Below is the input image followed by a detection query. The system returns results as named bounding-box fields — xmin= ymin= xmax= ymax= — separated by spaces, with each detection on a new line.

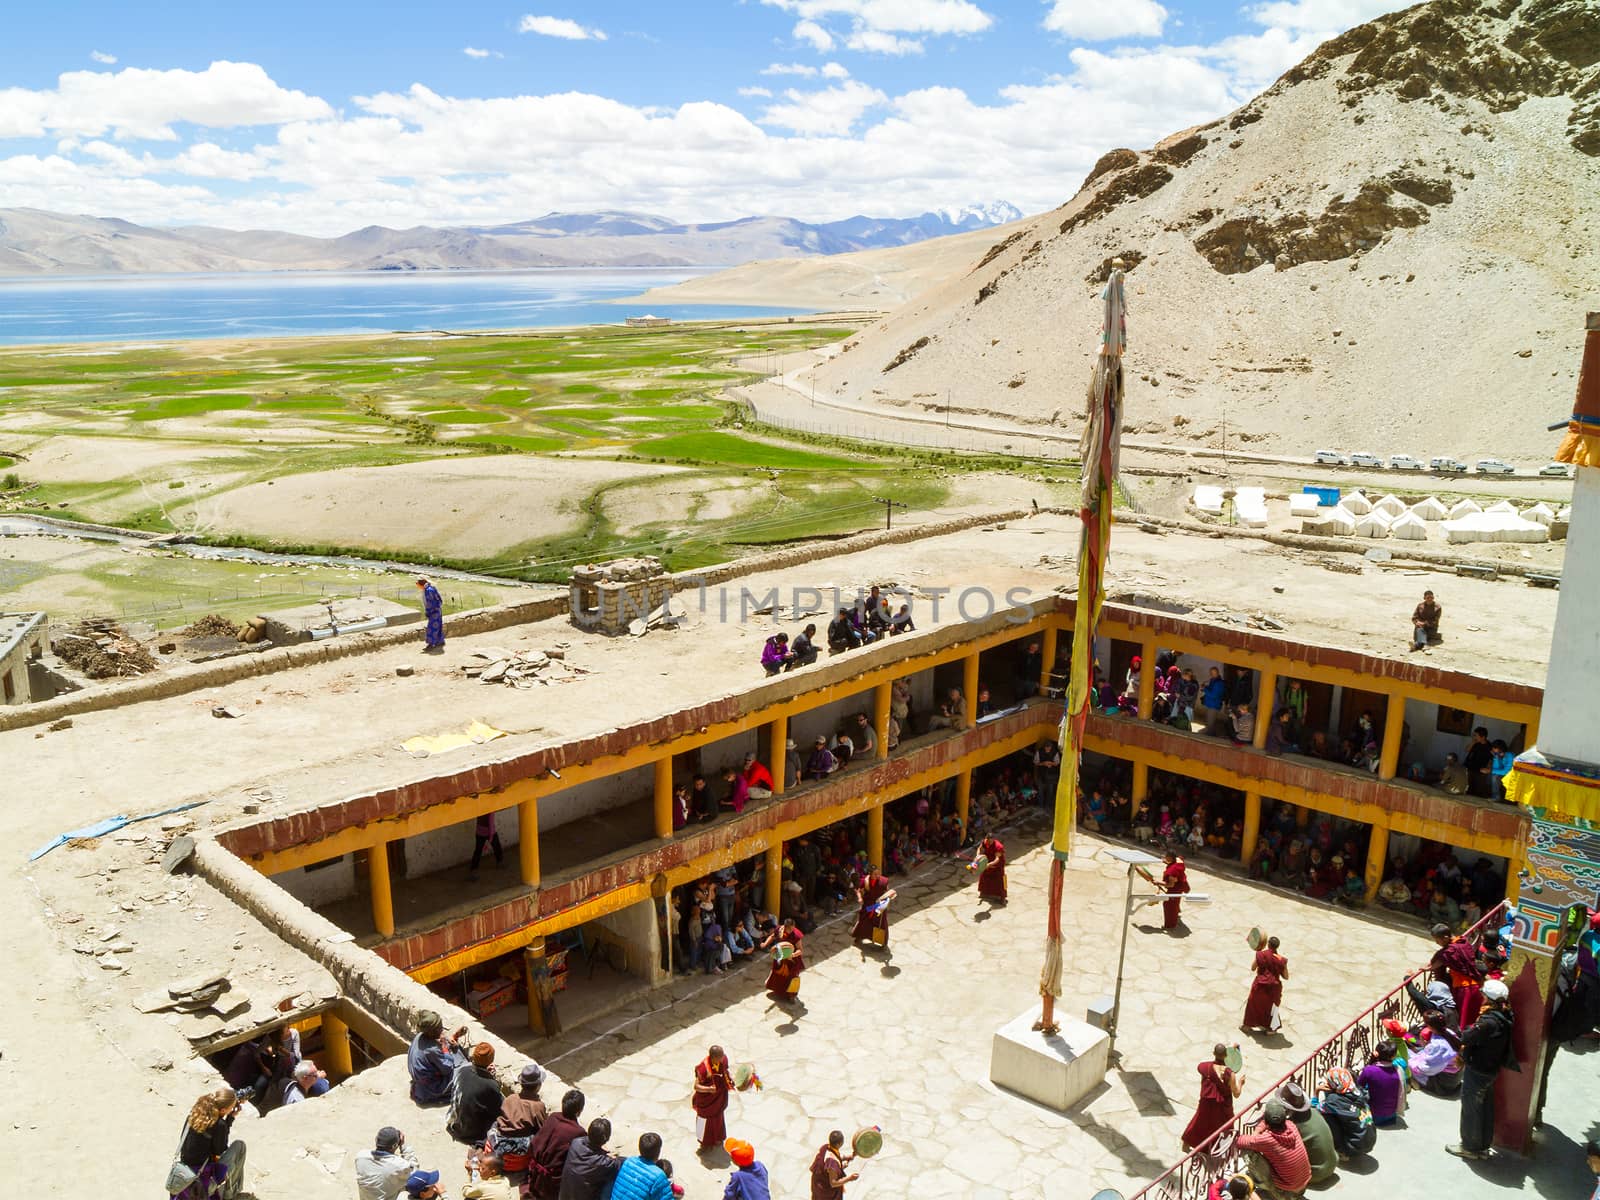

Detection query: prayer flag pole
xmin=1034 ymin=264 xmax=1127 ymax=1036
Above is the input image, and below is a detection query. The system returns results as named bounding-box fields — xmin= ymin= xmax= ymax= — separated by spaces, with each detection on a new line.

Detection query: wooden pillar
xmin=873 ymin=681 xmax=892 ymax=760
xmin=518 ymin=798 xmax=540 ymax=887
xmin=368 ymin=841 xmax=394 ymax=938
xmin=321 ymin=1012 xmax=354 ymax=1078
xmin=1131 ymin=760 xmax=1149 ymax=805
xmin=1039 ymin=625 xmax=1059 ymax=694
xmin=765 ymin=841 xmax=783 ymax=916
xmin=524 ymin=939 xmax=560 ymax=1036
xmin=1364 ymin=823 xmax=1389 ymax=903
xmin=962 ymin=652 xmax=980 ymax=726
xmin=1137 ymin=639 xmax=1157 ymax=719
xmin=867 ymin=802 xmax=885 ymax=869
xmin=1524 ymin=713 xmax=1540 ymax=752
xmin=1253 ymin=669 xmax=1277 ymax=749
xmin=1295 ymin=805 xmax=1310 ymax=829
xmin=1378 ymin=693 xmax=1407 ymax=780
xmin=769 ymin=714 xmax=788 ymax=795
xmin=1241 ymin=792 xmax=1261 ymax=865
xmin=653 ymin=756 xmax=674 ymax=839
xmin=955 ymin=769 xmax=973 ymax=839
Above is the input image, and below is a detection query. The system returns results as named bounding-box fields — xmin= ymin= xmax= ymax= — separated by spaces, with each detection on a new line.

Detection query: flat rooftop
xmin=0 ymin=609 xmax=44 ymax=659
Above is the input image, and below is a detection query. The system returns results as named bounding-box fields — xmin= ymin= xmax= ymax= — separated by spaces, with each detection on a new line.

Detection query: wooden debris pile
xmin=52 ymin=618 xmax=158 ymax=678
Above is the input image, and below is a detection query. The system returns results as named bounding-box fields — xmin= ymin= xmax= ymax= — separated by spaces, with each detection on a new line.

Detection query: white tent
xmin=1486 ymin=499 xmax=1517 ymax=515
xmin=1339 ymin=491 xmax=1373 ymax=515
xmin=1192 ymin=486 xmax=1224 ymax=514
xmin=1391 ymin=511 xmax=1428 ymax=540
xmin=1374 ymin=494 xmax=1407 ymax=518
xmin=1443 ymin=512 xmax=1549 ymax=544
xmin=1289 ymin=493 xmax=1321 ymax=518
xmin=1234 ymin=486 xmax=1268 ymax=528
xmin=1304 ymin=507 xmax=1357 ymax=536
xmin=1522 ymin=502 xmax=1555 ymax=527
xmin=1448 ymin=498 xmax=1482 ymax=519
xmin=1355 ymin=511 xmax=1393 ymax=538
xmin=1409 ymin=496 xmax=1448 ymax=521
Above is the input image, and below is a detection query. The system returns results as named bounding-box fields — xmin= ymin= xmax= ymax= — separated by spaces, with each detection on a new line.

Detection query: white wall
xmin=538 ymin=765 xmax=649 ymax=832
xmin=592 ymin=897 xmax=663 ymax=983
xmin=273 ymin=855 xmax=356 ymax=907
xmin=788 ymin=687 xmax=875 ymax=750
xmin=1398 ymin=700 xmax=1526 ymax=772
xmin=1541 ymin=467 xmax=1598 ymax=764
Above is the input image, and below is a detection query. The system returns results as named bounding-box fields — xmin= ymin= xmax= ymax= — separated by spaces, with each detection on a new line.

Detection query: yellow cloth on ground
xmin=401 ymin=720 xmax=508 ymax=758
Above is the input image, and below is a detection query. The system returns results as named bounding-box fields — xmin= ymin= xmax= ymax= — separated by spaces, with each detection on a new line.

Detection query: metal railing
xmin=1132 ymin=899 xmax=1509 ymax=1200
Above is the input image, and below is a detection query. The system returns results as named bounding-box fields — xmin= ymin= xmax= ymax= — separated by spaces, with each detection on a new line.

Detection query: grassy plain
xmin=0 ymin=320 xmax=1074 ymax=598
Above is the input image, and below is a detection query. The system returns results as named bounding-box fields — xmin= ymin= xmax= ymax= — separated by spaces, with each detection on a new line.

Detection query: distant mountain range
xmin=0 ymin=203 xmax=1023 ymax=277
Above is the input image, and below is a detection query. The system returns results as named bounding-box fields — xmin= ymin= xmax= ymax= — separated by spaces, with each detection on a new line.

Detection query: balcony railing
xmin=1131 ymin=900 xmax=1509 ymax=1200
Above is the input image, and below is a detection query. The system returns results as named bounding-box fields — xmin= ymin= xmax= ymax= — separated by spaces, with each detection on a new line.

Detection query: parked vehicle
xmin=1314 ymin=449 xmax=1346 ymax=466
xmin=1429 ymin=456 xmax=1468 ymax=473
xmin=1349 ymin=452 xmax=1384 ymax=468
xmin=1475 ymin=458 xmax=1516 ymax=475
xmin=1389 ymin=454 xmax=1425 ymax=471
xmin=1539 ymin=462 xmax=1575 ymax=478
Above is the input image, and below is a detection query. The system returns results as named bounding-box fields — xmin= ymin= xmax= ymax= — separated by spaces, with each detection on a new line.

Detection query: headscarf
xmin=471 ymin=1042 xmax=495 ymax=1068
xmin=1425 ymin=981 xmax=1457 ymax=1012
xmin=1321 ymin=1067 xmax=1357 ymax=1095
xmin=186 ymin=1086 xmax=237 ymax=1134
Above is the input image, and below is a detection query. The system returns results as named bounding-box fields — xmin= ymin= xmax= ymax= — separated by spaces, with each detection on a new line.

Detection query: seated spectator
xmin=1439 ymin=753 xmax=1469 ymax=795
xmin=741 ymin=753 xmax=774 ymax=800
xmin=975 ymin=686 xmax=994 ymax=718
xmin=560 ymin=1117 xmax=622 ymax=1200
xmin=726 ymin=918 xmax=756 ymax=960
xmin=1315 ymin=1068 xmax=1376 ymax=1161
xmin=1357 ymin=1040 xmax=1406 ymax=1126
xmin=1207 ymin=1177 xmax=1254 ymax=1200
xmin=889 ymin=604 xmax=915 ymax=634
xmin=491 ymin=1063 xmax=549 ymax=1163
xmin=862 ymin=586 xmax=891 ymax=633
xmin=723 ymin=1139 xmax=771 ymax=1200
xmin=1277 ymin=1082 xmax=1336 ymax=1185
xmin=612 ymin=1132 xmax=675 ymax=1200
xmin=827 ymin=608 xmax=863 ymax=653
xmin=280 ymin=1060 xmax=325 ymax=1105
xmin=1410 ymin=588 xmax=1441 ymax=651
xmin=1264 ymin=709 xmax=1294 ymax=756
xmin=671 ymin=784 xmax=691 ymax=831
xmin=690 ymin=774 xmax=717 ymax=823
xmin=927 ymin=687 xmax=967 ymax=731
xmin=786 ymin=625 xmax=818 ymax=669
xmin=408 ymin=1011 xmax=467 ymax=1108
xmin=176 ymin=1086 xmax=248 ymax=1200
xmin=463 ymin=1151 xmax=515 ymax=1200
xmin=805 ymin=737 xmax=837 ymax=780
xmin=720 ymin=765 xmax=749 ymax=816
xmin=783 ymin=739 xmax=801 ymax=790
xmin=853 ymin=712 xmax=878 ymax=758
xmin=759 ymin=634 xmax=790 ymax=676
xmin=405 ymin=1170 xmax=445 ymax=1199
xmin=447 ymin=1043 xmax=504 ymax=1145
xmin=1231 ymin=702 xmax=1255 ymax=746
xmin=1235 ymin=1099 xmax=1310 ymax=1199
xmin=1428 ymin=886 xmax=1462 ymax=932
xmin=526 ymin=1089 xmax=586 ymax=1200
xmin=357 ymin=1127 xmax=419 ymax=1200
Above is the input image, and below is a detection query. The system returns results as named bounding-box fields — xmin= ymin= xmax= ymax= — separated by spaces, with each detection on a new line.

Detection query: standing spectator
xmin=783 ymin=739 xmax=802 ymax=790
xmin=1235 ymin=1099 xmax=1311 ymax=1199
xmin=1448 ymin=978 xmax=1515 ymax=1159
xmin=470 ymin=812 xmax=503 ymax=878
xmin=1034 ymin=739 xmax=1061 ymax=803
xmin=1411 ymin=589 xmax=1442 ymax=651
xmin=447 ymin=1043 xmax=504 ymax=1145
xmin=1017 ymin=641 xmax=1042 ymax=698
xmin=526 ymin=1090 xmax=586 ymax=1200
xmin=612 ymin=1133 xmax=674 ymax=1200
xmin=1464 ymin=727 xmax=1494 ymax=799
xmin=417 ymin=578 xmax=445 ymax=652
xmin=357 ymin=1127 xmax=419 ymax=1200
xmin=1198 ymin=668 xmax=1228 ymax=729
xmin=1490 ymin=740 xmax=1513 ymax=801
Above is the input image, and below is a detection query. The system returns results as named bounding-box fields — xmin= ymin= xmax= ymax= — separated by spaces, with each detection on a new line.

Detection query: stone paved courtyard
xmin=516 ymin=817 xmax=1438 ymax=1200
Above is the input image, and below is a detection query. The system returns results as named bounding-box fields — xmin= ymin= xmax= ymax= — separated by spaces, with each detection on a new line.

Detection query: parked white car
xmin=1475 ymin=458 xmax=1516 ymax=475
xmin=1313 ymin=449 xmax=1346 ymax=466
xmin=1348 ymin=452 xmax=1384 ymax=468
xmin=1539 ymin=462 xmax=1575 ymax=478
xmin=1389 ymin=454 xmax=1425 ymax=471
xmin=1429 ymin=456 xmax=1468 ymax=473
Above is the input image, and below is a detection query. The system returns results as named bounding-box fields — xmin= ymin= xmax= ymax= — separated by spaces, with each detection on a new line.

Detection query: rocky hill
xmin=804 ymin=0 xmax=1600 ymax=463
xmin=0 ymin=204 xmax=1020 ymax=278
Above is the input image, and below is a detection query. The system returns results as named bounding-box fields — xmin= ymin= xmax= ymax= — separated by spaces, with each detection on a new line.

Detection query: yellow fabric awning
xmin=1507 ymin=758 xmax=1600 ymax=824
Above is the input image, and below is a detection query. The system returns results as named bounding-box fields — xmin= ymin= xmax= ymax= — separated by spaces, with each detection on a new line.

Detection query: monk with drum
xmin=760 ymin=917 xmax=805 ymax=1001
xmin=691 ymin=1045 xmax=734 ymax=1151
xmin=969 ymin=835 xmax=1007 ymax=903
xmin=850 ymin=866 xmax=896 ymax=948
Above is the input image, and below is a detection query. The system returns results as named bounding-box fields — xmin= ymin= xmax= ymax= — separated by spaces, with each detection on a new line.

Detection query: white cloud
xmin=1250 ymin=0 xmax=1405 ymax=35
xmin=846 ymin=30 xmax=924 ymax=54
xmin=794 ymin=19 xmax=836 ymax=50
xmin=762 ymin=0 xmax=993 ymax=35
xmin=517 ymin=15 xmax=607 ymax=41
xmin=463 ymin=46 xmax=502 ymax=59
xmin=90 ymin=50 xmax=117 ymax=65
xmin=1043 ymin=0 xmax=1168 ymax=40
xmin=0 ymin=62 xmax=331 ymax=141
xmin=761 ymin=80 xmax=890 ymax=135
xmin=762 ymin=62 xmax=820 ymax=77
xmin=738 ymin=86 xmax=774 ymax=97
xmin=821 ymin=62 xmax=851 ymax=78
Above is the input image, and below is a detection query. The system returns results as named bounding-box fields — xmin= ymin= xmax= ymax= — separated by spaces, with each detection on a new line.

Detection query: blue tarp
xmin=28 ymin=800 xmax=208 ymax=861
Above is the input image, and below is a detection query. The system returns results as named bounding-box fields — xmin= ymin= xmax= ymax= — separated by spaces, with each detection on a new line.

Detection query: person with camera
xmin=168 ymin=1086 xmax=247 ymax=1199
xmin=357 ymin=1126 xmax=421 ymax=1200
xmin=409 ymin=1010 xmax=469 ymax=1107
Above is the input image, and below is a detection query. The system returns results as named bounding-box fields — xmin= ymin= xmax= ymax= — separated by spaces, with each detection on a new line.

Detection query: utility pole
xmin=871 ymin=495 xmax=909 ymax=530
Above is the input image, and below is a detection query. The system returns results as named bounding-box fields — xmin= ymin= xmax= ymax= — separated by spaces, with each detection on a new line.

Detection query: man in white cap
xmin=783 ymin=739 xmax=801 ymax=790
xmin=1448 ymin=977 xmax=1514 ymax=1159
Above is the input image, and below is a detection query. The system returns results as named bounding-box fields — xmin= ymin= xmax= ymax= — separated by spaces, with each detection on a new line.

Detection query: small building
xmin=625 ymin=314 xmax=673 ymax=328
xmin=0 ymin=611 xmax=47 ymax=705
xmin=570 ymin=557 xmax=672 ymax=635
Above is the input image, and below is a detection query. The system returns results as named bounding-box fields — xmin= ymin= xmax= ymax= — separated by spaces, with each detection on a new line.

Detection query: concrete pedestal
xmin=989 ymin=1010 xmax=1111 ymax=1111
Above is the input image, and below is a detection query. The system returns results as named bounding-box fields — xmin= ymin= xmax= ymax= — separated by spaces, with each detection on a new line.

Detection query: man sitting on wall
xmin=1439 ymin=753 xmax=1469 ymax=795
xmin=787 ymin=624 xmax=818 ymax=669
xmin=407 ymin=1012 xmax=468 ymax=1108
xmin=741 ymin=752 xmax=775 ymax=800
xmin=1411 ymin=590 xmax=1442 ymax=652
xmin=805 ymin=737 xmax=837 ymax=780
xmin=828 ymin=609 xmax=863 ymax=653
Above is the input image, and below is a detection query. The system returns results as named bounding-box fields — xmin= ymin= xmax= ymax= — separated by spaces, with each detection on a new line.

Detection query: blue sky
xmin=0 ymin=0 xmax=1405 ymax=234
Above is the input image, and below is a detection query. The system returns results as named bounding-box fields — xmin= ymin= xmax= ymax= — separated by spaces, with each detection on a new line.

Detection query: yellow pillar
xmin=873 ymin=681 xmax=892 ymax=760
xmin=765 ymin=841 xmax=783 ymax=916
xmin=955 ymin=770 xmax=972 ymax=839
xmin=1364 ymin=823 xmax=1389 ymax=903
xmin=1131 ymin=760 xmax=1149 ymax=805
xmin=321 ymin=1012 xmax=354 ymax=1078
xmin=1137 ymin=639 xmax=1157 ymax=719
xmin=653 ymin=756 xmax=674 ymax=839
xmin=1241 ymin=792 xmax=1261 ymax=864
xmin=1296 ymin=805 xmax=1310 ymax=829
xmin=1253 ymin=669 xmax=1277 ymax=749
xmin=518 ymin=798 xmax=540 ymax=887
xmin=524 ymin=938 xmax=560 ymax=1036
xmin=1378 ymin=692 xmax=1407 ymax=780
xmin=769 ymin=714 xmax=788 ymax=795
xmin=1525 ymin=713 xmax=1539 ymax=752
xmin=867 ymin=802 xmax=884 ymax=869
xmin=368 ymin=841 xmax=394 ymax=938
xmin=1039 ymin=626 xmax=1059 ymax=695
xmin=962 ymin=652 xmax=980 ymax=726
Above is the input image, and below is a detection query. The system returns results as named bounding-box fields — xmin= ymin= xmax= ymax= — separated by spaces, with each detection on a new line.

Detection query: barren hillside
xmin=804 ymin=0 xmax=1600 ymax=463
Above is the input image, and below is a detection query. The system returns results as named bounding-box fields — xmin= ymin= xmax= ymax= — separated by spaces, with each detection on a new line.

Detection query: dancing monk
xmin=850 ymin=867 xmax=896 ymax=947
xmin=1242 ymin=935 xmax=1288 ymax=1034
xmin=691 ymin=1046 xmax=733 ymax=1151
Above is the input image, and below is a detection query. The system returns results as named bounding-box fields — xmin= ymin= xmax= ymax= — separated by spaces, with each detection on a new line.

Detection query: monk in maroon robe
xmin=761 ymin=920 xmax=805 ymax=1000
xmin=851 ymin=870 xmax=895 ymax=946
xmin=692 ymin=1045 xmax=733 ymax=1149
xmin=1430 ymin=925 xmax=1484 ymax=1024
xmin=1241 ymin=935 xmax=1288 ymax=1032
xmin=1161 ymin=851 xmax=1190 ymax=930
xmin=1180 ymin=1043 xmax=1243 ymax=1151
xmin=975 ymin=836 xmax=1007 ymax=902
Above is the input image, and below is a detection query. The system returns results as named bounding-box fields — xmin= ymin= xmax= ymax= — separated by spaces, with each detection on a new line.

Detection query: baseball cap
xmin=404 ymin=1169 xmax=440 ymax=1195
